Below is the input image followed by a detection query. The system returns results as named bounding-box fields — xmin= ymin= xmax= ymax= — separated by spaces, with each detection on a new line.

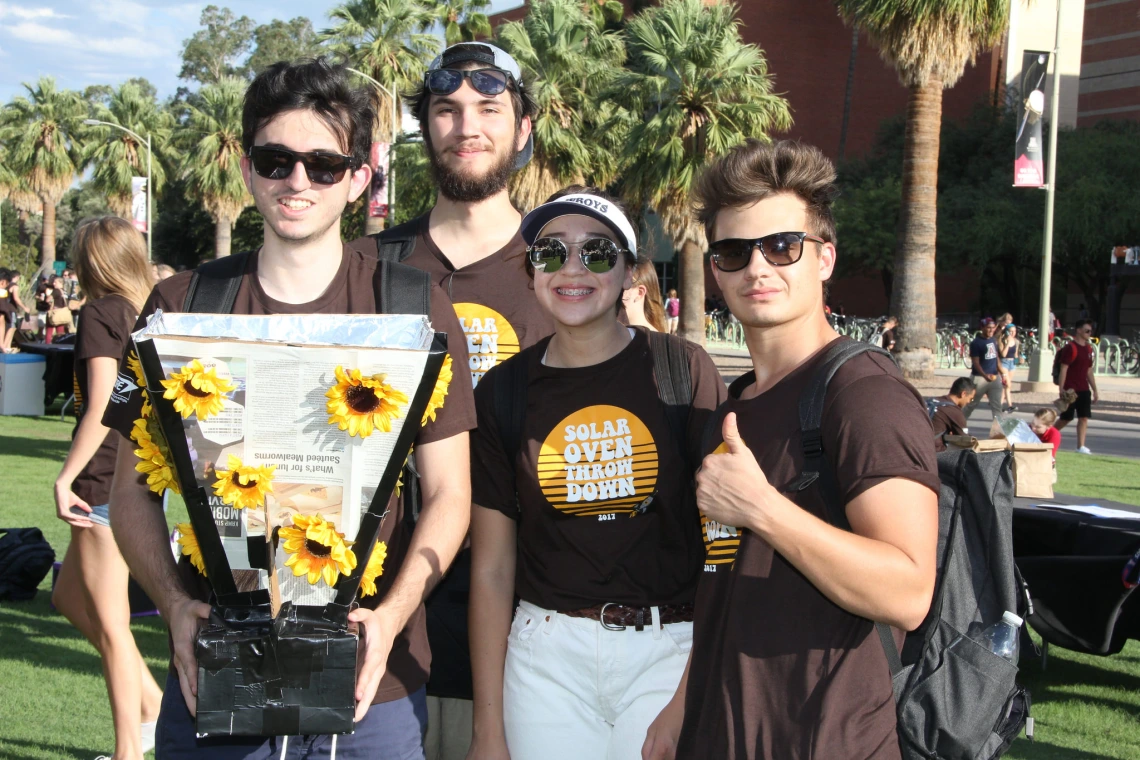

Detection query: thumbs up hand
xmin=695 ymin=412 xmax=774 ymax=534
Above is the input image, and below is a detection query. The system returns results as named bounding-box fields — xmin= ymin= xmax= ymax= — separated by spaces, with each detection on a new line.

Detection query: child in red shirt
xmin=1031 ymin=408 xmax=1061 ymax=457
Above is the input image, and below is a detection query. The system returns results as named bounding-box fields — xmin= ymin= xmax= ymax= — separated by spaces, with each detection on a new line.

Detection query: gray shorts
xmin=70 ymin=503 xmax=110 ymax=527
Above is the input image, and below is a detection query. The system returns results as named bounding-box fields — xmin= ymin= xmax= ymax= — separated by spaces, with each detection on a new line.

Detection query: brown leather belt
xmin=562 ymin=602 xmax=694 ymax=631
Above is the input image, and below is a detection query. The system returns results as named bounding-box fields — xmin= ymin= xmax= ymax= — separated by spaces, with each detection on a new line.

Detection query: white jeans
xmin=503 ymin=600 xmax=692 ymax=760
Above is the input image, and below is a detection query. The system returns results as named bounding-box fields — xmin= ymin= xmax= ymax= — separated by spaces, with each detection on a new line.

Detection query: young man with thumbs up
xmin=642 ymin=140 xmax=940 ymax=760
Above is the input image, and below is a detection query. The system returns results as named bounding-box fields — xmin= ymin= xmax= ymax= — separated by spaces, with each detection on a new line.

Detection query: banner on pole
xmin=1014 ymin=51 xmax=1050 ymax=188
xmin=131 ymin=177 xmax=148 ymax=232
xmin=369 ymin=142 xmax=390 ymax=219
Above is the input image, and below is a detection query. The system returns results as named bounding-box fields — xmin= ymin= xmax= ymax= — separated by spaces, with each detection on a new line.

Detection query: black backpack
xmin=0 ymin=528 xmax=56 ymax=601
xmin=369 ymin=216 xmax=424 ymax=264
xmin=746 ymin=340 xmax=1030 ymax=760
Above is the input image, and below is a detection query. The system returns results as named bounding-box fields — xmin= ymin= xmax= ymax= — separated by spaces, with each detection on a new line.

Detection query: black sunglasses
xmin=708 ymin=231 xmax=826 ymax=272
xmin=426 ymin=68 xmax=512 ymax=97
xmin=248 ymin=146 xmax=361 ymax=185
xmin=527 ymin=237 xmax=626 ymax=274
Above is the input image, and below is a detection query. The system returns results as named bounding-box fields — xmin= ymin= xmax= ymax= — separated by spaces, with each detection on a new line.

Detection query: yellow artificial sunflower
xmin=175 ymin=522 xmax=206 ymax=575
xmin=280 ymin=514 xmax=357 ymax=586
xmin=130 ymin=416 xmax=181 ymax=495
xmin=359 ymin=540 xmax=388 ymax=597
xmin=127 ymin=351 xmax=153 ymax=416
xmin=212 ymin=454 xmax=276 ymax=510
xmin=421 ymin=354 xmax=453 ymax=425
xmin=161 ymin=359 xmax=235 ymax=421
xmin=325 ymin=366 xmax=409 ymax=438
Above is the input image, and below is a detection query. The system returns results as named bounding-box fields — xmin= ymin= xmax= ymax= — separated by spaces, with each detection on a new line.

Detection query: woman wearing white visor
xmin=467 ymin=187 xmax=725 ymax=759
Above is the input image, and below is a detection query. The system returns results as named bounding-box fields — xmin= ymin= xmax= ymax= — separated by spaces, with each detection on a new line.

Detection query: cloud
xmin=0 ymin=3 xmax=69 ymax=20
xmin=3 ymin=21 xmax=164 ymax=58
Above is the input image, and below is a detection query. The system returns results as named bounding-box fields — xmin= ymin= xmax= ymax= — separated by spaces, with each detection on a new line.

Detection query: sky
xmin=0 ymin=0 xmax=526 ymax=104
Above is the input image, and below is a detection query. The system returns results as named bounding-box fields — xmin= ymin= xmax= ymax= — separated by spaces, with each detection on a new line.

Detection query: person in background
xmin=880 ymin=315 xmax=898 ymax=352
xmin=1055 ymin=318 xmax=1098 ymax=454
xmin=930 ymin=377 xmax=975 ymax=452
xmin=155 ymin=264 xmax=176 ymax=281
xmin=52 ymin=217 xmax=164 ymax=760
xmin=7 ymin=270 xmax=31 ymax=342
xmin=664 ymin=288 xmax=680 ymax=334
xmin=36 ymin=274 xmax=69 ymax=343
xmin=0 ymin=269 xmax=16 ymax=352
xmin=1031 ymin=407 xmax=1061 ymax=459
xmin=622 ymin=258 xmax=667 ymax=332
xmin=997 ymin=323 xmax=1019 ymax=412
xmin=964 ymin=317 xmax=1002 ymax=421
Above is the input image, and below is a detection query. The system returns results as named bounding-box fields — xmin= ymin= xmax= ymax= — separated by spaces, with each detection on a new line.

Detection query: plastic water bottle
xmin=971 ymin=611 xmax=1024 ymax=665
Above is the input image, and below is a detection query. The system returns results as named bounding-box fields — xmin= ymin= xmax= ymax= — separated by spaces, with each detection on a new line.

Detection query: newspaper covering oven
xmin=129 ymin=312 xmax=450 ymax=736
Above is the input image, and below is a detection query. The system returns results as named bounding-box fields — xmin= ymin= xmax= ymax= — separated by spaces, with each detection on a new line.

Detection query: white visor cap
xmin=520 ymin=194 xmax=638 ymax=259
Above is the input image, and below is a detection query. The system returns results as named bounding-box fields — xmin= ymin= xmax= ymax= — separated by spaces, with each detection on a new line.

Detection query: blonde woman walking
xmin=52 ymin=217 xmax=163 ymax=760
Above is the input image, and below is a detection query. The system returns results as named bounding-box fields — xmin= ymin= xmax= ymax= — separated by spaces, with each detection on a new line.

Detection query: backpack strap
xmin=375 ymin=259 xmax=431 ymax=316
xmin=789 ymin=338 xmax=904 ymax=677
xmin=372 ymin=217 xmax=424 ymax=263
xmin=182 ymin=252 xmax=251 ymax=313
xmin=647 ymin=331 xmax=694 ymax=472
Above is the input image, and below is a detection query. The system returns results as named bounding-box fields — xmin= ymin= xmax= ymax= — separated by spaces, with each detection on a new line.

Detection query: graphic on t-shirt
xmin=536 ymin=405 xmax=658 ymax=518
xmin=701 ymin=442 xmax=741 ymax=570
xmin=453 ymin=303 xmax=520 ymax=387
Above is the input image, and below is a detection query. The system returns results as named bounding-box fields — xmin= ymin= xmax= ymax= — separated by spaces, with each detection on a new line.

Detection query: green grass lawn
xmin=1 ymin=413 xmax=1138 ymax=758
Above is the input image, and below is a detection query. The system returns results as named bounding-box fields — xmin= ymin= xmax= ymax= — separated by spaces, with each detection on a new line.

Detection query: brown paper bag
xmin=1011 ymin=443 xmax=1054 ymax=498
xmin=944 ymin=435 xmax=1010 ymax=453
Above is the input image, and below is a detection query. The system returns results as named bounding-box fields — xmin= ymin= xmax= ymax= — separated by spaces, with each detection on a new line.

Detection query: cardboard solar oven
xmin=131 ymin=312 xmax=447 ymax=736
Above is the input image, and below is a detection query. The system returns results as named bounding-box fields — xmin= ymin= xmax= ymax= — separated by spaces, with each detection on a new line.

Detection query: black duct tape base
xmin=195 ymin=605 xmax=357 ymax=736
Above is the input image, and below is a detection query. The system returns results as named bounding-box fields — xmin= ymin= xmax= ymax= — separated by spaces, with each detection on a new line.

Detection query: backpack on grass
xmin=0 ymin=528 xmax=55 ymax=602
xmin=790 ymin=340 xmax=1031 ymax=760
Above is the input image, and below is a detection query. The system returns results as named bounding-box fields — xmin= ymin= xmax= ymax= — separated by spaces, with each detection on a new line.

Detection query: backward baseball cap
xmin=427 ymin=42 xmax=533 ymax=171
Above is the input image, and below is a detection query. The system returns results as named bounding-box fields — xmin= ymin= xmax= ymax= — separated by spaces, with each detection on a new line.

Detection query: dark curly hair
xmin=242 ymin=56 xmax=374 ymax=167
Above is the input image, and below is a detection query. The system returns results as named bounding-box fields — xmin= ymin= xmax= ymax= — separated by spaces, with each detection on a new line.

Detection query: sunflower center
xmin=230 ymin=472 xmax=258 ymax=490
xmin=345 ymin=384 xmax=380 ymax=414
xmin=182 ymin=379 xmax=211 ymax=398
xmin=305 ymin=539 xmax=333 ymax=558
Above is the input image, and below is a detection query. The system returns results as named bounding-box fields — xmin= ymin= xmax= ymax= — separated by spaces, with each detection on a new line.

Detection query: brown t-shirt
xmin=72 ymin=294 xmax=138 ymax=506
xmin=471 ymin=329 xmax=726 ymax=610
xmin=930 ymin=396 xmax=968 ymax=452
xmin=101 ymin=245 xmax=477 ymax=704
xmin=677 ymin=338 xmax=941 ymax=760
xmin=349 ymin=213 xmax=555 ymax=387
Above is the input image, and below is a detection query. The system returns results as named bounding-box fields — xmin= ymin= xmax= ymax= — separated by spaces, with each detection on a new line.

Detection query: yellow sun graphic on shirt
xmin=326 ymin=366 xmax=408 ymax=438
xmin=359 ymin=540 xmax=388 ymax=598
xmin=212 ymin=454 xmax=276 ymax=510
xmin=161 ymin=359 xmax=235 ymax=421
xmin=280 ymin=514 xmax=357 ymax=586
xmin=130 ymin=416 xmax=180 ymax=495
xmin=175 ymin=522 xmax=206 ymax=575
xmin=421 ymin=354 xmax=453 ymax=426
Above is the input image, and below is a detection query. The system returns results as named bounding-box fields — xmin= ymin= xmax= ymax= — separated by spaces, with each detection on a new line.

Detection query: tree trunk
xmin=364 ymin=213 xmax=384 ymax=236
xmin=679 ymin=238 xmax=705 ymax=345
xmin=215 ymin=217 xmax=233 ymax=258
xmin=890 ymin=81 xmax=942 ymax=379
xmin=838 ymin=25 xmax=859 ymax=161
xmin=40 ymin=200 xmax=56 ymax=269
xmin=17 ymin=210 xmax=30 ymax=246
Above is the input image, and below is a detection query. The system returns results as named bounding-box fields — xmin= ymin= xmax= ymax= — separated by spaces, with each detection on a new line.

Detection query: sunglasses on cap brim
xmin=527 ymin=237 xmax=627 ymax=274
xmin=248 ymin=146 xmax=361 ymax=185
xmin=425 ymin=68 xmax=513 ymax=97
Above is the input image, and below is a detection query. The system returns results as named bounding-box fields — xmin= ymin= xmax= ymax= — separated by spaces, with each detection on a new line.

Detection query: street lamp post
xmin=347 ymin=68 xmax=398 ymax=229
xmin=1024 ymin=0 xmax=1064 ymax=391
xmin=84 ymin=119 xmax=153 ymax=262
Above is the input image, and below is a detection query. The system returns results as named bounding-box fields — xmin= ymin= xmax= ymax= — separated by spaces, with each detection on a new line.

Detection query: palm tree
xmin=611 ymin=0 xmax=792 ymax=344
xmin=836 ymin=0 xmax=1008 ymax=378
xmin=434 ymin=0 xmax=493 ymax=45
xmin=323 ymin=0 xmax=439 ymax=233
xmin=178 ymin=78 xmax=251 ymax=259
xmin=495 ymin=0 xmax=628 ymax=212
xmin=2 ymin=77 xmax=87 ymax=268
xmin=583 ymin=0 xmax=624 ymax=29
xmin=84 ymin=82 xmax=175 ymax=218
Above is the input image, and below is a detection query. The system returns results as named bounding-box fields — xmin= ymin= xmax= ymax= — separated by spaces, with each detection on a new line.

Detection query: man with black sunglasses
xmin=348 ymin=42 xmax=553 ymax=760
xmin=642 ymin=140 xmax=940 ymax=760
xmin=102 ymin=58 xmax=478 ymax=760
